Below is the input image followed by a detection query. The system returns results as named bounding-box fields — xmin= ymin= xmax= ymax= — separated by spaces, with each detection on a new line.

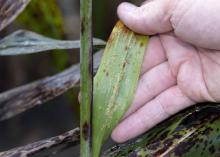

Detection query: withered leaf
xmin=0 ymin=0 xmax=31 ymax=31
xmin=0 ymin=30 xmax=105 ymax=55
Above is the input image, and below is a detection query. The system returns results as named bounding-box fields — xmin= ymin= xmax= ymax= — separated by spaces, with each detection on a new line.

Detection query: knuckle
xmin=156 ymin=98 xmax=172 ymax=117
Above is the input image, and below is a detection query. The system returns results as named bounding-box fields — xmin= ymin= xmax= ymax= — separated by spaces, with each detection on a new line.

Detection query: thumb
xmin=117 ymin=0 xmax=175 ymax=35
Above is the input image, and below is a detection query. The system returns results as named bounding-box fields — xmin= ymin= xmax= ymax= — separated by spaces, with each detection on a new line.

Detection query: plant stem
xmin=80 ymin=0 xmax=93 ymax=156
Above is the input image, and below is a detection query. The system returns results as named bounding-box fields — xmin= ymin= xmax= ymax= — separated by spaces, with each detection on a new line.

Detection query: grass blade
xmin=0 ymin=128 xmax=80 ymax=157
xmin=0 ymin=50 xmax=103 ymax=121
xmin=92 ymin=21 xmax=148 ymax=157
xmin=0 ymin=0 xmax=31 ymax=31
xmin=0 ymin=30 xmax=105 ymax=56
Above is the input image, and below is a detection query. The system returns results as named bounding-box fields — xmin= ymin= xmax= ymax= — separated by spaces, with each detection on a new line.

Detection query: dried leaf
xmin=92 ymin=21 xmax=148 ymax=157
xmin=0 ymin=128 xmax=80 ymax=157
xmin=0 ymin=30 xmax=106 ymax=55
xmin=0 ymin=0 xmax=31 ymax=31
xmin=0 ymin=50 xmax=103 ymax=121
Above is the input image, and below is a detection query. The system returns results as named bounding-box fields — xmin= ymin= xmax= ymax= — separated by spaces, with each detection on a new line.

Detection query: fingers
xmin=160 ymin=33 xmax=215 ymax=102
xmin=117 ymin=0 xmax=174 ymax=35
xmin=160 ymin=33 xmax=198 ymax=76
xmin=141 ymin=36 xmax=167 ymax=75
xmin=112 ymin=86 xmax=194 ymax=143
xmin=124 ymin=62 xmax=176 ymax=118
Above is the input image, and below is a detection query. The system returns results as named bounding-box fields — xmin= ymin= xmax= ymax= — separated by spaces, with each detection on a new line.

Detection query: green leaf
xmin=103 ymin=104 xmax=220 ymax=157
xmin=92 ymin=21 xmax=149 ymax=157
xmin=0 ymin=0 xmax=31 ymax=31
xmin=0 ymin=30 xmax=106 ymax=56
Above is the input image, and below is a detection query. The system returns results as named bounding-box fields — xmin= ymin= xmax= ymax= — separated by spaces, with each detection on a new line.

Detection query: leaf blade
xmin=92 ymin=21 xmax=148 ymax=157
xmin=0 ymin=30 xmax=105 ymax=55
xmin=103 ymin=104 xmax=220 ymax=157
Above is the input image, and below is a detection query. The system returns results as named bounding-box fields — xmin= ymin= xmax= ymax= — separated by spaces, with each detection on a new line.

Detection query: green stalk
xmin=80 ymin=0 xmax=93 ymax=156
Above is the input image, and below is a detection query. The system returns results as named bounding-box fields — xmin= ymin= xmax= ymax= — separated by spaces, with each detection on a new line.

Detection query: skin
xmin=111 ymin=0 xmax=220 ymax=143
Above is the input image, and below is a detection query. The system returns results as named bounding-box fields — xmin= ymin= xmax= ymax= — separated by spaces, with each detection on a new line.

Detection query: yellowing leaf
xmin=92 ymin=21 xmax=149 ymax=157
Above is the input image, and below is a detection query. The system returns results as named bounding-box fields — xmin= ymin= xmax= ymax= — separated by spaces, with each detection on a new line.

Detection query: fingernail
xmin=120 ymin=2 xmax=137 ymax=13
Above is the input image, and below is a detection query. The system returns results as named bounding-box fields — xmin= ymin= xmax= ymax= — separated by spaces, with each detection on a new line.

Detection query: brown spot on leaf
xmin=122 ymin=62 xmax=126 ymax=68
xmin=125 ymin=46 xmax=129 ymax=51
xmin=147 ymin=141 xmax=160 ymax=150
xmin=107 ymin=33 xmax=113 ymax=45
xmin=208 ymin=145 xmax=216 ymax=154
xmin=81 ymin=17 xmax=85 ymax=35
xmin=83 ymin=122 xmax=90 ymax=141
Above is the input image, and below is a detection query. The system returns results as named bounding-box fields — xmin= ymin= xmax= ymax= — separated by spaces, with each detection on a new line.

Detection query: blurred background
xmin=0 ymin=0 xmax=142 ymax=156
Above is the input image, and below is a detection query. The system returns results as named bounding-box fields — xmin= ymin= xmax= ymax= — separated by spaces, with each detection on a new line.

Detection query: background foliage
xmin=0 ymin=0 xmax=133 ymax=156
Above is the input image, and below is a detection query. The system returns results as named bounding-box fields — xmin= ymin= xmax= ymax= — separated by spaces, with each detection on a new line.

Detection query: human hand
xmin=111 ymin=0 xmax=220 ymax=143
